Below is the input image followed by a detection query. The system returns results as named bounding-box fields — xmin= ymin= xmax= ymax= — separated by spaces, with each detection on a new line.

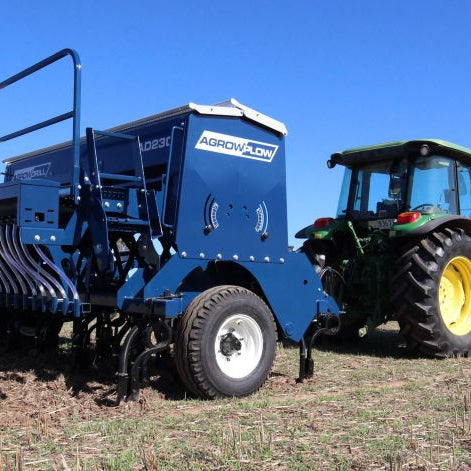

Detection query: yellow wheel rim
xmin=438 ymin=256 xmax=471 ymax=336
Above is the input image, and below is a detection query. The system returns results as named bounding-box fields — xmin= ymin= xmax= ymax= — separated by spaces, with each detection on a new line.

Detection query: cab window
xmin=458 ymin=162 xmax=471 ymax=218
xmin=409 ymin=156 xmax=457 ymax=214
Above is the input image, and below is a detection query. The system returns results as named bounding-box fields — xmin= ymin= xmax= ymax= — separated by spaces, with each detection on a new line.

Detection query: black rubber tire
xmin=175 ymin=285 xmax=277 ymax=398
xmin=391 ymin=228 xmax=471 ymax=357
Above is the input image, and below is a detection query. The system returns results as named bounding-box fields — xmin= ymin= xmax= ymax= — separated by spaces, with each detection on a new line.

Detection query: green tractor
xmin=298 ymin=139 xmax=471 ymax=356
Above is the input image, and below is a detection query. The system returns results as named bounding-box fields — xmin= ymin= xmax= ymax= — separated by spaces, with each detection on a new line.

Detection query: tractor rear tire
xmin=175 ymin=285 xmax=277 ymax=398
xmin=391 ymin=228 xmax=471 ymax=356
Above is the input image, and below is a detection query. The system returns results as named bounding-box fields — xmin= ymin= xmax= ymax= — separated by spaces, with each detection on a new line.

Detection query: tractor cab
xmin=297 ymin=139 xmax=471 ymax=356
xmin=297 ymin=139 xmax=471 ymax=240
xmin=332 ymin=140 xmax=471 ymax=227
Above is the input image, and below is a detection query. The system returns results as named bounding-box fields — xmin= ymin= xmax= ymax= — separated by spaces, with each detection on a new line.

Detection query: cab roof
xmin=330 ymin=139 xmax=471 ymax=167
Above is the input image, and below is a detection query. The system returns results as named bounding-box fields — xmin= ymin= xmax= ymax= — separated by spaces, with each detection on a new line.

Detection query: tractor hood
xmin=329 ymin=139 xmax=471 ymax=167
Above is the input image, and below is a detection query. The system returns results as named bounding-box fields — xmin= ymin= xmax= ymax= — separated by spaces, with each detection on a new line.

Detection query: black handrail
xmin=0 ymin=48 xmax=82 ymax=200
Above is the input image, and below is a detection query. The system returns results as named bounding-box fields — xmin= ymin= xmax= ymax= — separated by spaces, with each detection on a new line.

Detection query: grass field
xmin=0 ymin=322 xmax=470 ymax=470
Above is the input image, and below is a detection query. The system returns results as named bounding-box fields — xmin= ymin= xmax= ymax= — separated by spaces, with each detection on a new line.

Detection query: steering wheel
xmin=411 ymin=203 xmax=441 ymax=213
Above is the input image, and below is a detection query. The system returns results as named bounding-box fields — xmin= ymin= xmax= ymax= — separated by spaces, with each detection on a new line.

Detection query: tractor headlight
xmin=327 ymin=159 xmax=336 ymax=169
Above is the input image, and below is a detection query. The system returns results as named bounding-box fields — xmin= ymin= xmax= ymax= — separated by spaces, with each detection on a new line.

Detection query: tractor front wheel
xmin=175 ymin=286 xmax=277 ymax=398
xmin=391 ymin=228 xmax=471 ymax=356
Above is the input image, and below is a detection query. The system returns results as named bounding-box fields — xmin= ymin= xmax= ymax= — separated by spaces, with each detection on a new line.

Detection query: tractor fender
xmin=405 ymin=215 xmax=471 ymax=236
xmin=236 ymin=253 xmax=340 ymax=342
xmin=132 ymin=253 xmax=339 ymax=343
xmin=295 ymin=223 xmax=315 ymax=239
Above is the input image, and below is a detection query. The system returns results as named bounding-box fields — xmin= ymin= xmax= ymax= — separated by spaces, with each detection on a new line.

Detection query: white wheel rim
xmin=214 ymin=314 xmax=263 ymax=379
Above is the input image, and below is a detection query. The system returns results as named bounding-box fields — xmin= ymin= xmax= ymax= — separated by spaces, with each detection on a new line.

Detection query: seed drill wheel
xmin=391 ymin=228 xmax=471 ymax=356
xmin=175 ymin=285 xmax=277 ymax=398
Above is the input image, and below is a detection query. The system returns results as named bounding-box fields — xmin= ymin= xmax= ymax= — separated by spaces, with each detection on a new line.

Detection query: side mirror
xmin=388 ymin=175 xmax=402 ymax=198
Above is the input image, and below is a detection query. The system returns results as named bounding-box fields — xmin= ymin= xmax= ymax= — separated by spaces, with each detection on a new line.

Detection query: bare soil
xmin=0 ymin=323 xmax=470 ymax=470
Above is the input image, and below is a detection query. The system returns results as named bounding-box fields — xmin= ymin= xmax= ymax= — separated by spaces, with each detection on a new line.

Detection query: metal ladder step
xmin=86 ymin=128 xmax=150 ymax=229
xmin=107 ymin=217 xmax=150 ymax=226
xmin=100 ymin=173 xmax=142 ymax=183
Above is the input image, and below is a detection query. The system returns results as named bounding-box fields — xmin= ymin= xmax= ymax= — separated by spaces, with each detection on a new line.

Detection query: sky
xmin=1 ymin=1 xmax=471 ymax=247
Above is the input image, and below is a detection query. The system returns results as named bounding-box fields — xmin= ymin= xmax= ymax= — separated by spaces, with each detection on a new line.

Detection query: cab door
xmin=457 ymin=162 xmax=471 ymax=218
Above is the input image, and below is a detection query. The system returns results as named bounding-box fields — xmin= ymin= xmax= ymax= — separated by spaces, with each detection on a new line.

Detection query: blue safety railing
xmin=0 ymin=48 xmax=82 ymax=201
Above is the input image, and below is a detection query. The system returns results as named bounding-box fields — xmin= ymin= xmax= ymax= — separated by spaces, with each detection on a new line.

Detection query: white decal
xmin=255 ymin=201 xmax=269 ymax=233
xmin=140 ymin=135 xmax=171 ymax=152
xmin=13 ymin=163 xmax=51 ymax=180
xmin=195 ymin=130 xmax=278 ymax=163
xmin=210 ymin=202 xmax=219 ymax=229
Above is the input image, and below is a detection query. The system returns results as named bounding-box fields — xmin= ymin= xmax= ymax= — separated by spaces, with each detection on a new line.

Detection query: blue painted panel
xmin=19 ymin=184 xmax=59 ymax=228
xmin=5 ymin=115 xmax=189 ymax=187
xmin=238 ymin=252 xmax=339 ymax=341
xmin=117 ymin=268 xmax=146 ymax=308
xmin=0 ymin=180 xmax=59 ymax=229
xmin=138 ymin=252 xmax=339 ymax=342
xmin=1 ymin=104 xmax=340 ymax=338
xmin=142 ymin=256 xmax=207 ymax=300
xmin=175 ymin=115 xmax=288 ymax=262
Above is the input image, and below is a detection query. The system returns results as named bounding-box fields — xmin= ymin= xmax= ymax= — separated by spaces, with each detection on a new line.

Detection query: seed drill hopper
xmin=0 ymin=49 xmax=340 ymax=401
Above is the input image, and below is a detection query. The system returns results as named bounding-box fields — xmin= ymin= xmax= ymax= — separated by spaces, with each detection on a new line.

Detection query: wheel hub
xmin=439 ymin=256 xmax=471 ymax=336
xmin=214 ymin=314 xmax=263 ymax=379
xmin=219 ymin=331 xmax=242 ymax=357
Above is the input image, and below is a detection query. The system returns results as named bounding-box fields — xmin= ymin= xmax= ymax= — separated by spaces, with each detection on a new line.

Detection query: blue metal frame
xmin=0 ymin=48 xmax=340 ymax=343
xmin=1 ymin=102 xmax=342 ymax=337
xmin=0 ymin=49 xmax=346 ymax=402
xmin=0 ymin=48 xmax=82 ymax=200
xmin=162 ymin=125 xmax=184 ymax=228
